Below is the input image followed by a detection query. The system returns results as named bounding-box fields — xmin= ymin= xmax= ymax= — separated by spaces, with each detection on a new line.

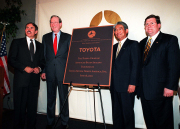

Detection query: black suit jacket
xmin=111 ymin=38 xmax=140 ymax=92
xmin=138 ymin=32 xmax=180 ymax=100
xmin=8 ymin=37 xmax=45 ymax=87
xmin=42 ymin=31 xmax=71 ymax=82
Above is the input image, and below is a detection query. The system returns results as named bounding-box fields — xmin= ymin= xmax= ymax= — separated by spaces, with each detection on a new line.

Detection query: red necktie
xmin=53 ymin=34 xmax=57 ymax=55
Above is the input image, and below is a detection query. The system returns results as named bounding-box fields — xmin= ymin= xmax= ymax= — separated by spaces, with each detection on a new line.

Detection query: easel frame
xmin=53 ymin=82 xmax=107 ymax=129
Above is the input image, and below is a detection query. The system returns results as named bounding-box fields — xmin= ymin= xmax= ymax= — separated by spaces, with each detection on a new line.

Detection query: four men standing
xmin=7 ymin=14 xmax=180 ymax=129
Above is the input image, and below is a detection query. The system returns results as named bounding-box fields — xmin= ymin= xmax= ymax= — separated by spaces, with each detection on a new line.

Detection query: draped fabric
xmin=36 ymin=0 xmax=180 ymax=128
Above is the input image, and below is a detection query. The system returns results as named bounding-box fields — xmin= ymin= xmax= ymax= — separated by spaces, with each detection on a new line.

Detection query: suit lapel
xmin=113 ymin=43 xmax=118 ymax=61
xmin=141 ymin=38 xmax=147 ymax=54
xmin=116 ymin=38 xmax=129 ymax=59
xmin=57 ymin=31 xmax=64 ymax=55
xmin=144 ymin=32 xmax=162 ymax=63
xmin=47 ymin=32 xmax=55 ymax=55
xmin=22 ymin=38 xmax=31 ymax=60
xmin=141 ymin=37 xmax=147 ymax=63
xmin=33 ymin=41 xmax=40 ymax=61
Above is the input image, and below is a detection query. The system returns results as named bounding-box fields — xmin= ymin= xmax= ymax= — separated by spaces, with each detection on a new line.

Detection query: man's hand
xmin=24 ymin=67 xmax=34 ymax=73
xmin=127 ymin=85 xmax=136 ymax=93
xmin=164 ymin=88 xmax=174 ymax=97
xmin=33 ymin=67 xmax=40 ymax=74
xmin=41 ymin=73 xmax=46 ymax=79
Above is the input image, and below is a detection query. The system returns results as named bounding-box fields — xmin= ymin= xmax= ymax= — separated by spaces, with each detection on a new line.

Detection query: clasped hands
xmin=24 ymin=66 xmax=40 ymax=74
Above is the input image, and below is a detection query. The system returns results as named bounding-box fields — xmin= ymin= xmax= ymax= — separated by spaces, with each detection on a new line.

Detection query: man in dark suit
xmin=8 ymin=22 xmax=45 ymax=129
xmin=138 ymin=14 xmax=180 ymax=129
xmin=110 ymin=21 xmax=140 ymax=129
xmin=41 ymin=15 xmax=71 ymax=129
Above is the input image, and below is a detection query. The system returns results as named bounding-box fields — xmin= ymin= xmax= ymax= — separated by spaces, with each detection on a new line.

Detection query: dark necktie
xmin=144 ymin=38 xmax=152 ymax=61
xmin=30 ymin=39 xmax=34 ymax=61
xmin=53 ymin=34 xmax=57 ymax=55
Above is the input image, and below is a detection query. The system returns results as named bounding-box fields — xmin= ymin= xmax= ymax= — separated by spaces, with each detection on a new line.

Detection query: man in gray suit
xmin=41 ymin=15 xmax=71 ymax=129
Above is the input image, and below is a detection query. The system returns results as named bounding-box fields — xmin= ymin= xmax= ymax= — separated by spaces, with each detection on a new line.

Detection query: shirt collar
xmin=53 ymin=31 xmax=61 ymax=37
xmin=26 ymin=36 xmax=35 ymax=43
xmin=148 ymin=31 xmax=160 ymax=43
xmin=119 ymin=37 xmax=127 ymax=46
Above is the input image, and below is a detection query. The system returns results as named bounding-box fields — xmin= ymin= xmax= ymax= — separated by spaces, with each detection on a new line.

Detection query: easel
xmin=53 ymin=82 xmax=107 ymax=129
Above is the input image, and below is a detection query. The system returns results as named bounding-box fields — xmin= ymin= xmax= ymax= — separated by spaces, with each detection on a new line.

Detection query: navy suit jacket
xmin=138 ymin=32 xmax=180 ymax=100
xmin=8 ymin=37 xmax=45 ymax=87
xmin=42 ymin=31 xmax=71 ymax=82
xmin=111 ymin=38 xmax=140 ymax=93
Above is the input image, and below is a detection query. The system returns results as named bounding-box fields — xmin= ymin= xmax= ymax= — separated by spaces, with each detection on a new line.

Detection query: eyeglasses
xmin=50 ymin=22 xmax=59 ymax=24
xmin=145 ymin=22 xmax=157 ymax=26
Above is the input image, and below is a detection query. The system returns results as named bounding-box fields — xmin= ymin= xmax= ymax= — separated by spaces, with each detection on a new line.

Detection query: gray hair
xmin=113 ymin=21 xmax=128 ymax=31
xmin=50 ymin=15 xmax=62 ymax=23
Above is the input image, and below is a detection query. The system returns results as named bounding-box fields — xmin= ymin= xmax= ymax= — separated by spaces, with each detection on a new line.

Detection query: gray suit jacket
xmin=42 ymin=31 xmax=71 ymax=82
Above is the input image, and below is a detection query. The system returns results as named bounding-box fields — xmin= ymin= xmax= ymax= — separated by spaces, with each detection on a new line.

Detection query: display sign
xmin=63 ymin=26 xmax=114 ymax=86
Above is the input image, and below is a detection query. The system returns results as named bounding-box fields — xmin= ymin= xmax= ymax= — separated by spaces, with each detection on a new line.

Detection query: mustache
xmin=27 ymin=30 xmax=31 ymax=33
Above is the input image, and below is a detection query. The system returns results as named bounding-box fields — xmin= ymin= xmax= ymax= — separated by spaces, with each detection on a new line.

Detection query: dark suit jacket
xmin=42 ymin=31 xmax=71 ymax=81
xmin=138 ymin=32 xmax=180 ymax=100
xmin=8 ymin=37 xmax=45 ymax=87
xmin=111 ymin=38 xmax=140 ymax=92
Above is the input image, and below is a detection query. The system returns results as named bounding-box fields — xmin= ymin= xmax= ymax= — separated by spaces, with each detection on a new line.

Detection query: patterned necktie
xmin=30 ymin=39 xmax=34 ymax=61
xmin=144 ymin=38 xmax=152 ymax=61
xmin=116 ymin=41 xmax=121 ymax=58
xmin=53 ymin=34 xmax=57 ymax=55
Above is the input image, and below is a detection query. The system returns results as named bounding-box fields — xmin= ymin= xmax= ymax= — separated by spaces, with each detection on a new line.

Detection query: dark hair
xmin=144 ymin=14 xmax=161 ymax=25
xmin=50 ymin=15 xmax=62 ymax=23
xmin=25 ymin=22 xmax=38 ymax=31
xmin=113 ymin=21 xmax=128 ymax=30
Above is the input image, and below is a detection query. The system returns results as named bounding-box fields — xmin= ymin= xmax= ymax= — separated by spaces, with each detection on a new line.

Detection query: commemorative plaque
xmin=63 ymin=26 xmax=114 ymax=86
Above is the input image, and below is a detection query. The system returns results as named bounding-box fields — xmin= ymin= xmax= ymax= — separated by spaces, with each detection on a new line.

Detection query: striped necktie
xmin=144 ymin=38 xmax=152 ymax=61
xmin=116 ymin=41 xmax=121 ymax=58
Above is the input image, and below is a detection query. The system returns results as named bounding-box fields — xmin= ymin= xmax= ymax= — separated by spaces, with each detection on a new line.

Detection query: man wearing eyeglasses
xmin=138 ymin=14 xmax=180 ymax=129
